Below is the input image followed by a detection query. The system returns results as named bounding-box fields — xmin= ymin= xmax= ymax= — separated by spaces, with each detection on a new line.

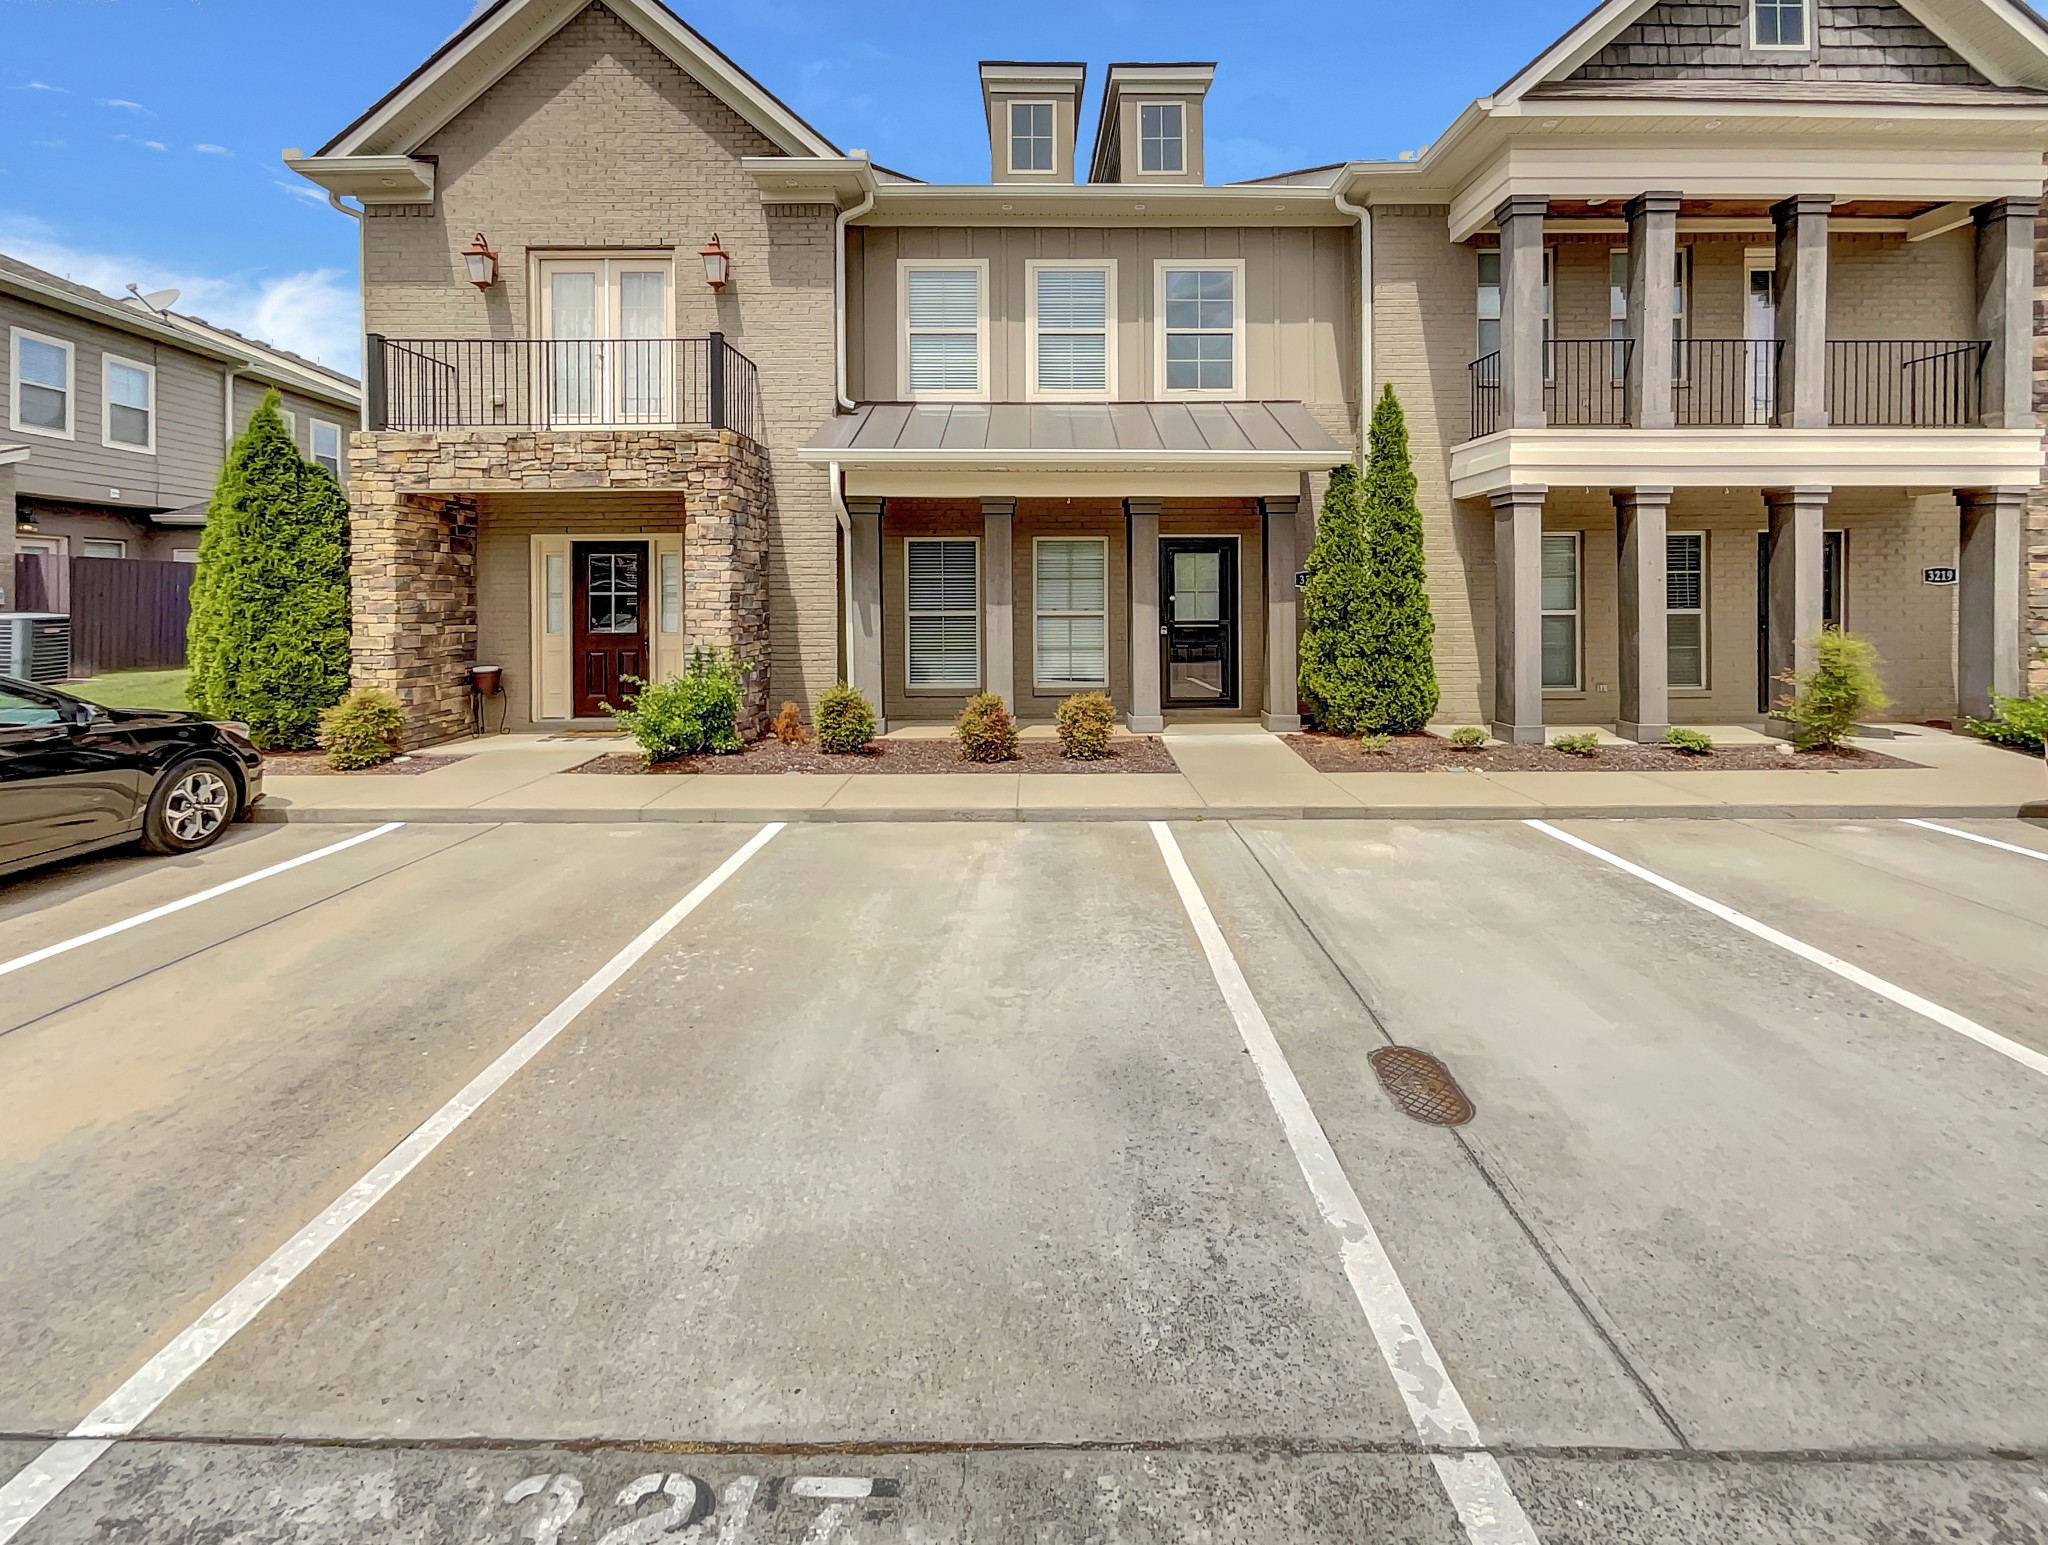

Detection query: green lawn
xmin=66 ymin=668 xmax=193 ymax=713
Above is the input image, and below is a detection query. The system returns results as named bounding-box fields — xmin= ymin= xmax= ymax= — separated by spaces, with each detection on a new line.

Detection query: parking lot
xmin=1 ymin=813 xmax=2045 ymax=1543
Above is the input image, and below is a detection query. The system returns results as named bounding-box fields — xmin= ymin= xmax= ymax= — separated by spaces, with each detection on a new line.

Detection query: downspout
xmin=834 ymin=164 xmax=876 ymax=413
xmin=829 ymin=460 xmax=853 ymax=683
xmin=1332 ymin=175 xmax=1373 ymax=463
xmin=326 ymin=191 xmax=369 ymax=431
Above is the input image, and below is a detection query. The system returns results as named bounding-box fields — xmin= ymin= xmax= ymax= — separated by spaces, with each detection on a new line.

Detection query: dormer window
xmin=1139 ymin=103 xmax=1185 ymax=174
xmin=1751 ymin=0 xmax=1809 ymax=49
xmin=1009 ymin=102 xmax=1055 ymax=173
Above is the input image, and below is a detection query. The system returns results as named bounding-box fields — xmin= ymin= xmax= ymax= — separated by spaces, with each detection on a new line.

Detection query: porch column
xmin=0 ymin=459 xmax=18 ymax=608
xmin=1623 ymin=192 xmax=1680 ymax=430
xmin=845 ymin=496 xmax=887 ymax=731
xmin=1762 ymin=485 xmax=1829 ymax=731
xmin=1957 ymin=486 xmax=2028 ymax=719
xmin=1260 ymin=493 xmax=1302 ymax=732
xmin=1126 ymin=497 xmax=1164 ymax=732
xmin=1614 ymin=486 xmax=1673 ymax=742
xmin=1973 ymin=198 xmax=2040 ymax=431
xmin=1771 ymin=194 xmax=1832 ymax=429
xmin=1497 ymin=196 xmax=1550 ymax=430
xmin=1490 ymin=484 xmax=1548 ymax=744
xmin=981 ymin=497 xmax=1016 ymax=710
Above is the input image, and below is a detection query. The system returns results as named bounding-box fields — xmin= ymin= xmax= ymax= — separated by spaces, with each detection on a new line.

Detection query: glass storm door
xmin=1746 ymin=267 xmax=1778 ymax=425
xmin=1160 ymin=539 xmax=1238 ymax=709
xmin=538 ymin=260 xmax=673 ymax=427
xmin=572 ymin=541 xmax=649 ymax=718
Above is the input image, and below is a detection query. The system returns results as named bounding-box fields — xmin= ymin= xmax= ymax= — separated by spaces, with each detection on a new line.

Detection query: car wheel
xmin=141 ymin=756 xmax=241 ymax=855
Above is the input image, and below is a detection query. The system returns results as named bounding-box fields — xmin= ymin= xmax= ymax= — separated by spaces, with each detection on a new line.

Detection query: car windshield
xmin=0 ymin=688 xmax=66 ymax=728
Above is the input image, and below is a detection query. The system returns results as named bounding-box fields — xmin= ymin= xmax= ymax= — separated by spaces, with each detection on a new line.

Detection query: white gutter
xmin=1332 ymin=175 xmax=1372 ymax=463
xmin=835 ymin=161 xmax=877 ymax=413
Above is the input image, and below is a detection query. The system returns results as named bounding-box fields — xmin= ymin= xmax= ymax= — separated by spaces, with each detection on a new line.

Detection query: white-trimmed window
xmin=80 ymin=538 xmax=128 ymax=559
xmin=1028 ymin=261 xmax=1114 ymax=398
xmin=1139 ymin=103 xmax=1184 ymax=173
xmin=1034 ymin=538 xmax=1108 ymax=690
xmin=102 ymin=355 xmax=156 ymax=452
xmin=1158 ymin=260 xmax=1242 ymax=396
xmin=1009 ymin=101 xmax=1054 ymax=173
xmin=1752 ymin=0 xmax=1809 ymax=49
xmin=311 ymin=418 xmax=343 ymax=477
xmin=900 ymin=261 xmax=987 ymax=400
xmin=276 ymin=408 xmax=297 ymax=442
xmin=10 ymin=328 xmax=74 ymax=439
xmin=17 ymin=535 xmax=62 ymax=555
xmin=1607 ymin=249 xmax=1691 ymax=380
xmin=1541 ymin=532 xmax=1581 ymax=691
xmin=171 ymin=548 xmax=199 ymax=564
xmin=1667 ymin=532 xmax=1707 ymax=690
xmin=905 ymin=537 xmax=980 ymax=689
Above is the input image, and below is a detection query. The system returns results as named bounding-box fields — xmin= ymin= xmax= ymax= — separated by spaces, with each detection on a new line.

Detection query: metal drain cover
xmin=1369 ymin=1046 xmax=1475 ymax=1127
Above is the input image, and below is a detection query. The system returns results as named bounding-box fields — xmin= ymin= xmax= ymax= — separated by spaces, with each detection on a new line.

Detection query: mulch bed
xmin=1284 ymin=733 xmax=1922 ymax=774
xmin=570 ymin=736 xmax=1180 ymax=776
xmin=262 ymin=752 xmax=471 ymax=776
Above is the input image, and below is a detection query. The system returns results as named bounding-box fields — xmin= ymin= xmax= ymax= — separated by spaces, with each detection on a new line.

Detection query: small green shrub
xmin=1447 ymin=725 xmax=1488 ymax=751
xmin=1056 ymin=691 xmax=1117 ymax=759
xmin=1965 ymin=691 xmax=2048 ymax=753
xmin=956 ymin=691 xmax=1019 ymax=763
xmin=1357 ymin=731 xmax=1393 ymax=753
xmin=318 ymin=688 xmax=406 ymax=771
xmin=1775 ymin=628 xmax=1890 ymax=750
xmin=1663 ymin=727 xmax=1715 ymax=756
xmin=606 ymin=648 xmax=744 ymax=763
xmin=814 ymin=683 xmax=876 ymax=754
xmin=1551 ymin=731 xmax=1600 ymax=757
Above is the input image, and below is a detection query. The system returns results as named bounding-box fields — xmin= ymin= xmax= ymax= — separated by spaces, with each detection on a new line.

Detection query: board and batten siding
xmin=847 ymin=225 xmax=1357 ymax=430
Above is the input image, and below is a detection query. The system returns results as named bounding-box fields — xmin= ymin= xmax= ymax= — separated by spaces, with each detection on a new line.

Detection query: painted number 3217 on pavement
xmin=500 ymin=1471 xmax=901 ymax=1544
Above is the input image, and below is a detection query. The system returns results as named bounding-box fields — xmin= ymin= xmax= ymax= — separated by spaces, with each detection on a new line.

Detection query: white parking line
xmin=0 ymin=823 xmax=406 ymax=980
xmin=1149 ymin=823 xmax=1540 ymax=1545
xmin=0 ymin=821 xmax=787 ymax=1545
xmin=1527 ymin=819 xmax=2048 ymax=1081
xmin=1901 ymin=818 xmax=2048 ymax=864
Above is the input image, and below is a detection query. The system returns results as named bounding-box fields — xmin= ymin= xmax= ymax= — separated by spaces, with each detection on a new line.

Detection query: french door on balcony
xmin=537 ymin=258 xmax=674 ymax=427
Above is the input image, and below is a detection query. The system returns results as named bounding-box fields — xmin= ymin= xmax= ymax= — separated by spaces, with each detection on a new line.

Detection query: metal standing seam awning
xmin=800 ymin=401 xmax=1348 ymax=499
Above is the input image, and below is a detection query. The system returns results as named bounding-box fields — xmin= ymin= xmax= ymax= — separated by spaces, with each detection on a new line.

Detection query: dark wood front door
xmin=1160 ymin=538 xmax=1239 ymax=710
xmin=572 ymin=541 xmax=650 ymax=716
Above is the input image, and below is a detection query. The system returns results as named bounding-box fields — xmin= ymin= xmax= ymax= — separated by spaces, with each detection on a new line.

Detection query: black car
xmin=0 ymin=676 xmax=264 ymax=878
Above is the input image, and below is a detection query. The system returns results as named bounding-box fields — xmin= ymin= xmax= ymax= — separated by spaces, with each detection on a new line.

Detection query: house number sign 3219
xmin=1923 ymin=567 xmax=1959 ymax=585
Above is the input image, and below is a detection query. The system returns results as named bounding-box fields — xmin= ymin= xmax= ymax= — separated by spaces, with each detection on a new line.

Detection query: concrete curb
xmin=248 ymin=802 xmax=2047 ymax=826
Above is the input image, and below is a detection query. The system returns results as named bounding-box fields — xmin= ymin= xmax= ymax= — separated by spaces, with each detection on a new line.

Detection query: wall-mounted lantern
xmin=699 ymin=233 xmax=731 ymax=291
xmin=461 ymin=233 xmax=500 ymax=290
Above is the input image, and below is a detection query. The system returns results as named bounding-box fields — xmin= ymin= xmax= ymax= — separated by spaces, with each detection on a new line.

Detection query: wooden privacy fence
xmin=12 ymin=554 xmax=195 ymax=677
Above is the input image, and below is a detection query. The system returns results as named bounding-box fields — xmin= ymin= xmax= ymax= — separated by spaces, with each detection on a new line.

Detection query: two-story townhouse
xmin=0 ymin=254 xmax=360 ymax=594
xmin=290 ymin=0 xmax=2048 ymax=748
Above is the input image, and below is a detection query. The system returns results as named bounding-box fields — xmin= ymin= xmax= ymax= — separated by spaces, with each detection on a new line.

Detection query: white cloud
xmin=276 ymin=180 xmax=327 ymax=203
xmin=99 ymin=97 xmax=148 ymax=112
xmin=194 ymin=143 xmax=231 ymax=155
xmin=12 ymin=82 xmax=68 ymax=93
xmin=140 ymin=140 xmax=168 ymax=152
xmin=0 ymin=217 xmax=360 ymax=370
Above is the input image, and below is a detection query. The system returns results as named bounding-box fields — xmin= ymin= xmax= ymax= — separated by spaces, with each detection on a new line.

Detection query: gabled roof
xmin=316 ymin=0 xmax=840 ymax=160
xmin=1492 ymin=0 xmax=2048 ymax=102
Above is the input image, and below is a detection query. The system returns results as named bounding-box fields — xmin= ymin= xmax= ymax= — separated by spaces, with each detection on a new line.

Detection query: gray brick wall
xmin=1571 ymin=1 xmax=1985 ymax=84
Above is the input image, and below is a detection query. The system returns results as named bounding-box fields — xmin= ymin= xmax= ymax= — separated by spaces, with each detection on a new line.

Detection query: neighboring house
xmin=288 ymin=0 xmax=2048 ymax=747
xmin=0 ymin=252 xmax=360 ymax=595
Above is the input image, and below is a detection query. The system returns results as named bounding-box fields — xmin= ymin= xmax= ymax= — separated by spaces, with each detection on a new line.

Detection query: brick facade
xmin=1569 ymin=0 xmax=1984 ymax=83
xmin=348 ymin=428 xmax=771 ymax=745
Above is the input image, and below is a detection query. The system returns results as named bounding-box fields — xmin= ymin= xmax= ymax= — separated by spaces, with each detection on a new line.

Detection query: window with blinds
xmin=1540 ymin=533 xmax=1580 ymax=691
xmin=904 ymin=266 xmax=983 ymax=397
xmin=1667 ymin=532 xmax=1706 ymax=689
xmin=906 ymin=538 xmax=980 ymax=689
xmin=1034 ymin=539 xmax=1108 ymax=688
xmin=1033 ymin=265 xmax=1110 ymax=396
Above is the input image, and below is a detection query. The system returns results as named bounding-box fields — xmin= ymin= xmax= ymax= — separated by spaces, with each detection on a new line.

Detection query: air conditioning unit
xmin=0 ymin=614 xmax=72 ymax=684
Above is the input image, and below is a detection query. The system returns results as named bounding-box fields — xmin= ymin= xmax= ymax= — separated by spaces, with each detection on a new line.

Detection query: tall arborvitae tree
xmin=186 ymin=390 xmax=350 ymax=748
xmin=1355 ymin=385 xmax=1440 ymax=732
xmin=1296 ymin=461 xmax=1374 ymax=733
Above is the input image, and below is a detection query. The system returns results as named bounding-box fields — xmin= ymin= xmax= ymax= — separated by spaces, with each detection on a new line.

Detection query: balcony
xmin=1466 ymin=337 xmax=1987 ymax=439
xmin=365 ymin=332 xmax=761 ymax=440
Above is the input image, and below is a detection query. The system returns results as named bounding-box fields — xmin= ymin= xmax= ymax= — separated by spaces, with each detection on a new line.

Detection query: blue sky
xmin=0 ymin=0 xmax=1584 ymax=373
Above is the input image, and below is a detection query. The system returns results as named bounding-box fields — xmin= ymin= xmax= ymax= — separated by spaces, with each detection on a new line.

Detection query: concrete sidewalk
xmin=248 ymin=723 xmax=2047 ymax=824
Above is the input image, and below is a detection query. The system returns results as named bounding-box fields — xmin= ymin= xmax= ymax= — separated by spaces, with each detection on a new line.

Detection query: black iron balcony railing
xmin=1469 ymin=339 xmax=1631 ymax=438
xmin=1674 ymin=339 xmax=1784 ymax=426
xmin=365 ymin=332 xmax=761 ymax=440
xmin=1826 ymin=339 xmax=1985 ymax=428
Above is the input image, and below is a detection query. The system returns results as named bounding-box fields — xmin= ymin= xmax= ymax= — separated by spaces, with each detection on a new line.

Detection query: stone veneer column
xmin=1260 ymin=494 xmax=1301 ymax=732
xmin=1125 ymin=497 xmax=1163 ymax=733
xmin=1762 ymin=486 xmax=1829 ymax=733
xmin=1613 ymin=486 xmax=1674 ymax=743
xmin=1496 ymin=196 xmax=1550 ymax=431
xmin=981 ymin=498 xmax=1016 ymax=710
xmin=1772 ymin=195 xmax=1833 ymax=430
xmin=1956 ymin=487 xmax=2029 ymax=720
xmin=845 ymin=497 xmax=886 ymax=730
xmin=1624 ymin=192 xmax=1681 ymax=431
xmin=1490 ymin=485 xmax=1548 ymax=744
xmin=680 ymin=431 xmax=773 ymax=732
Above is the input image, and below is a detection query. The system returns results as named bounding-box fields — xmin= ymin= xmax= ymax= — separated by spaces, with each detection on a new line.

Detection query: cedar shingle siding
xmin=1569 ymin=1 xmax=1986 ymax=83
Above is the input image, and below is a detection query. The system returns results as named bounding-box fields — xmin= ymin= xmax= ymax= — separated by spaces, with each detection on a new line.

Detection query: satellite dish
xmin=141 ymin=288 xmax=181 ymax=311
